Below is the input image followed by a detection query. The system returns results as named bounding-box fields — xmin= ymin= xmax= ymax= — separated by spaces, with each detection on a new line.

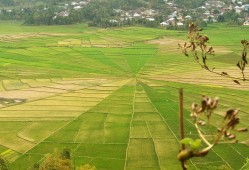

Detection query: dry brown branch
xmin=178 ymin=23 xmax=249 ymax=84
xmin=178 ymin=95 xmax=247 ymax=169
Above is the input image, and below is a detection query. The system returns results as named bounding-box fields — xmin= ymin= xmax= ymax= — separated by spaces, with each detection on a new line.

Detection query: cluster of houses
xmin=64 ymin=0 xmax=91 ymax=10
xmin=160 ymin=1 xmax=249 ymax=27
xmin=1 ymin=0 xmax=249 ymax=26
xmin=55 ymin=0 xmax=91 ymax=18
xmin=111 ymin=0 xmax=249 ymax=27
xmin=110 ymin=9 xmax=158 ymax=23
xmin=0 ymin=0 xmax=92 ymax=18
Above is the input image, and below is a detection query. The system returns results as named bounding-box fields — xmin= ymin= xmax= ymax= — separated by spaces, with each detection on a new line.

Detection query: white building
xmin=243 ymin=4 xmax=249 ymax=10
xmin=71 ymin=2 xmax=78 ymax=6
xmin=133 ymin=13 xmax=141 ymax=17
xmin=146 ymin=18 xmax=155 ymax=21
xmin=79 ymin=1 xmax=87 ymax=5
xmin=237 ymin=1 xmax=243 ymax=5
xmin=109 ymin=19 xmax=118 ymax=23
xmin=244 ymin=21 xmax=249 ymax=26
xmin=234 ymin=6 xmax=243 ymax=13
xmin=203 ymin=10 xmax=211 ymax=15
xmin=185 ymin=15 xmax=192 ymax=19
xmin=177 ymin=22 xmax=184 ymax=26
xmin=58 ymin=11 xmax=70 ymax=17
xmin=198 ymin=6 xmax=206 ymax=9
xmin=160 ymin=22 xmax=169 ymax=26
xmin=74 ymin=6 xmax=82 ymax=10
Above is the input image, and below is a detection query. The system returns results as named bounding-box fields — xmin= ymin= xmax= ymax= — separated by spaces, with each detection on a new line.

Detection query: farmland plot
xmin=0 ymin=21 xmax=248 ymax=169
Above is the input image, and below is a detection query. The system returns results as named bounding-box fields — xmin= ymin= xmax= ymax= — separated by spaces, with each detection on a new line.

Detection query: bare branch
xmin=178 ymin=23 xmax=249 ymax=84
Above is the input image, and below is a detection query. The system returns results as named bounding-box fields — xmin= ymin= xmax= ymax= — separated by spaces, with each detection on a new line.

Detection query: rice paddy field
xmin=0 ymin=20 xmax=248 ymax=169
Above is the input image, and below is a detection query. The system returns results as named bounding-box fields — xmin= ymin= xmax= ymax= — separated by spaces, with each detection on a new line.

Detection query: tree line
xmin=1 ymin=0 xmax=248 ymax=27
xmin=0 ymin=0 xmax=167 ymax=27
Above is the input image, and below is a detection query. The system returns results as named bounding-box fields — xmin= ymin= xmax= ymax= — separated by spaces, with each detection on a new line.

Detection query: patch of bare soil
xmin=0 ymin=33 xmax=66 ymax=42
xmin=147 ymin=37 xmax=233 ymax=55
xmin=147 ymin=37 xmax=183 ymax=46
xmin=0 ymin=90 xmax=56 ymax=101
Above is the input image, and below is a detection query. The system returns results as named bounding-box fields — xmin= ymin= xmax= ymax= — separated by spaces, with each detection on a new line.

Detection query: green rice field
xmin=0 ymin=20 xmax=248 ymax=169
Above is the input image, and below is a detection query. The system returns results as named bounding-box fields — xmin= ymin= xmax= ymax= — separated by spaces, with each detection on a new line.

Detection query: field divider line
xmin=121 ymin=51 xmax=133 ymax=75
xmin=23 ymin=152 xmax=125 ymax=161
xmin=135 ymin=48 xmax=142 ymax=74
xmin=240 ymin=160 xmax=248 ymax=170
xmin=165 ymin=89 xmax=249 ymax=121
xmin=19 ymin=79 xmax=32 ymax=88
xmin=210 ymin=148 xmax=233 ymax=169
xmin=72 ymin=143 xmax=81 ymax=155
xmin=43 ymin=141 xmax=128 ymax=145
xmin=16 ymin=122 xmax=36 ymax=143
xmin=73 ymin=124 xmax=82 ymax=143
xmin=98 ymin=50 xmax=126 ymax=72
xmin=163 ymin=99 xmax=233 ymax=169
xmin=167 ymin=89 xmax=249 ymax=116
xmin=23 ymin=79 xmax=132 ymax=169
xmin=144 ymin=88 xmax=180 ymax=143
xmin=1 ymin=80 xmax=7 ymax=91
xmin=0 ymin=78 xmax=124 ymax=111
xmin=166 ymin=91 xmax=232 ymax=168
xmin=229 ymin=144 xmax=246 ymax=159
xmin=72 ymin=156 xmax=125 ymax=161
xmin=103 ymin=112 xmax=109 ymax=144
xmin=143 ymin=85 xmax=199 ymax=169
xmin=0 ymin=85 xmax=88 ymax=111
xmin=17 ymin=79 xmax=128 ymax=156
xmin=70 ymin=47 xmax=123 ymax=73
xmin=193 ymin=161 xmax=228 ymax=165
xmin=137 ymin=49 xmax=158 ymax=76
xmin=124 ymin=82 xmax=136 ymax=170
xmin=24 ymin=101 xmax=107 ymax=168
xmin=139 ymin=86 xmax=211 ymax=137
xmin=85 ymin=157 xmax=95 ymax=165
xmin=165 ymin=88 xmax=247 ymax=145
xmin=20 ymin=88 xmax=67 ymax=94
xmin=145 ymin=121 xmax=162 ymax=169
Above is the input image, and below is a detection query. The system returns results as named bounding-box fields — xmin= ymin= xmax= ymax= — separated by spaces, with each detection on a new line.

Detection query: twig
xmin=179 ymin=88 xmax=187 ymax=170
xmin=179 ymin=23 xmax=249 ymax=84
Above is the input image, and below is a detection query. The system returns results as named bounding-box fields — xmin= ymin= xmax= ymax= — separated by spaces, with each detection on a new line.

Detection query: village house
xmin=79 ymin=1 xmax=87 ymax=5
xmin=185 ymin=15 xmax=192 ymax=19
xmin=71 ymin=2 xmax=78 ymax=6
xmin=177 ymin=22 xmax=184 ymax=26
xmin=58 ymin=11 xmax=70 ymax=17
xmin=146 ymin=17 xmax=155 ymax=21
xmin=142 ymin=9 xmax=155 ymax=16
xmin=243 ymin=4 xmax=249 ymax=10
xmin=198 ymin=6 xmax=206 ymax=10
xmin=237 ymin=1 xmax=243 ymax=6
xmin=244 ymin=20 xmax=249 ymax=26
xmin=74 ymin=6 xmax=82 ymax=10
xmin=113 ymin=9 xmax=122 ymax=13
xmin=133 ymin=12 xmax=141 ymax=17
xmin=160 ymin=21 xmax=169 ymax=27
xmin=109 ymin=19 xmax=118 ymax=23
xmin=234 ymin=6 xmax=243 ymax=13
xmin=166 ymin=2 xmax=174 ymax=6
